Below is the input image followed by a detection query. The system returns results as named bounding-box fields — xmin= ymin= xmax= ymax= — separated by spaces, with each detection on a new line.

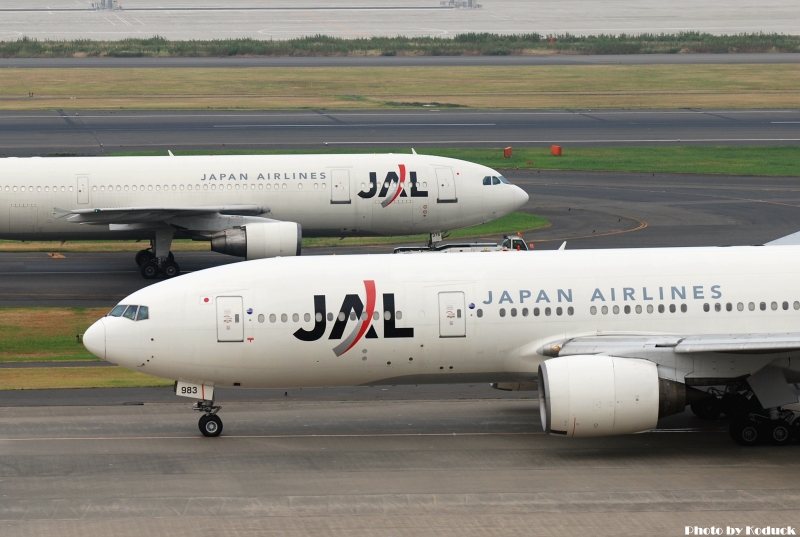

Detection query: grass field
xmin=3 ymin=33 xmax=799 ymax=57
xmin=0 ymin=367 xmax=173 ymax=390
xmin=0 ymin=308 xmax=107 ymax=362
xmin=5 ymin=64 xmax=800 ymax=110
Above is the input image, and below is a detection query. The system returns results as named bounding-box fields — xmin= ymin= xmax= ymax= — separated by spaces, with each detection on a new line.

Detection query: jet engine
xmin=538 ymin=355 xmax=705 ymax=437
xmin=210 ymin=221 xmax=301 ymax=260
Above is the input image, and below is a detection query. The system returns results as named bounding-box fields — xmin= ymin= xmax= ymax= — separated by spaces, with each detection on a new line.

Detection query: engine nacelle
xmin=211 ymin=221 xmax=301 ymax=260
xmin=538 ymin=355 xmax=692 ymax=437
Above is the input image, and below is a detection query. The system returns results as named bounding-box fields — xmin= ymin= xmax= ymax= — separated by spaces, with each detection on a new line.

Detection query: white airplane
xmin=0 ymin=152 xmax=527 ymax=278
xmin=82 ymin=242 xmax=800 ymax=445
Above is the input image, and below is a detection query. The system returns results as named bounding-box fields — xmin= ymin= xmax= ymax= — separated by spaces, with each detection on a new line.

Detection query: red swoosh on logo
xmin=334 ymin=280 xmax=376 ymax=356
xmin=381 ymin=164 xmax=406 ymax=208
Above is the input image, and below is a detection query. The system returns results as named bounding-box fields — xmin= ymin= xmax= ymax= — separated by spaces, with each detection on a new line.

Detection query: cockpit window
xmin=498 ymin=176 xmax=510 ymax=184
xmin=109 ymin=304 xmax=149 ymax=320
xmin=108 ymin=305 xmax=127 ymax=317
xmin=483 ymin=176 xmax=491 ymax=186
xmin=492 ymin=177 xmax=501 ymax=185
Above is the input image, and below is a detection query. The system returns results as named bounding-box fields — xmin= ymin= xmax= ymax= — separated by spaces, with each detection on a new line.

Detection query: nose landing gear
xmin=193 ymin=400 xmax=223 ymax=437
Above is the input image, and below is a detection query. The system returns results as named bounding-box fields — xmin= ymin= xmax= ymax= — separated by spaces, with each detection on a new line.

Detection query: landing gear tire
xmin=730 ymin=418 xmax=760 ymax=446
xmin=766 ymin=421 xmax=792 ymax=446
xmin=135 ymin=249 xmax=154 ymax=267
xmin=199 ymin=414 xmax=223 ymax=437
xmin=140 ymin=260 xmax=160 ymax=279
xmin=162 ymin=260 xmax=180 ymax=278
xmin=690 ymin=398 xmax=721 ymax=420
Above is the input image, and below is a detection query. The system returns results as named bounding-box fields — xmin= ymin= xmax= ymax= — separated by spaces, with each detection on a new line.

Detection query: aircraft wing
xmin=54 ymin=205 xmax=269 ymax=224
xmin=765 ymin=230 xmax=800 ymax=245
xmin=552 ymin=333 xmax=800 ymax=356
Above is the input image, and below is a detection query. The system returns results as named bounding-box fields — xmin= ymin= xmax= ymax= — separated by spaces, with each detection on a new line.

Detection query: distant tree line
xmin=1 ymin=33 xmax=798 ymax=58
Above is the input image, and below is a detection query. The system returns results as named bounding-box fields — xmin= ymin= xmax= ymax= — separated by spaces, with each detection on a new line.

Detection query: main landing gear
xmin=193 ymin=400 xmax=223 ymax=437
xmin=135 ymin=228 xmax=180 ymax=280
xmin=690 ymin=384 xmax=799 ymax=446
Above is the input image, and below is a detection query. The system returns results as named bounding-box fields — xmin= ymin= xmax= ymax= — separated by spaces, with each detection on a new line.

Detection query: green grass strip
xmin=4 ymin=32 xmax=800 ymax=57
xmin=303 ymin=212 xmax=549 ymax=248
xmin=112 ymin=146 xmax=800 ymax=177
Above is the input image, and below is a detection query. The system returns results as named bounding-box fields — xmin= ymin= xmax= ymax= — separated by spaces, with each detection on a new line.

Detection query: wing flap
xmin=54 ymin=205 xmax=269 ymax=224
xmin=555 ymin=333 xmax=800 ymax=356
xmin=674 ymin=333 xmax=800 ymax=353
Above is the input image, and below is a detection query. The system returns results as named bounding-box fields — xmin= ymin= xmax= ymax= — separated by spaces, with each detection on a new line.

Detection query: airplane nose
xmin=83 ymin=319 xmax=106 ymax=360
xmin=512 ymin=185 xmax=529 ymax=209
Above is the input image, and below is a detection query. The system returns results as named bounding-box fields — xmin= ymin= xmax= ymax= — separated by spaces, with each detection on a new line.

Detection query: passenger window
xmin=492 ymin=177 xmax=501 ymax=185
xmin=123 ymin=306 xmax=138 ymax=320
xmin=483 ymin=176 xmax=491 ymax=186
xmin=108 ymin=305 xmax=127 ymax=317
xmin=136 ymin=306 xmax=149 ymax=320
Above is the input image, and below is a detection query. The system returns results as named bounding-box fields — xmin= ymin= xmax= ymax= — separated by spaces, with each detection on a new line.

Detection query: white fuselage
xmin=0 ymin=153 xmax=527 ymax=240
xmin=85 ymin=246 xmax=800 ymax=389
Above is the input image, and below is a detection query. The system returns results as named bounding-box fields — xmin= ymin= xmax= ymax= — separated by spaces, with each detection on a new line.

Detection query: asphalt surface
xmin=4 ymin=169 xmax=800 ymax=307
xmin=4 ymin=53 xmax=800 ymax=69
xmin=2 ymin=109 xmax=799 ymax=157
xmin=3 ymin=0 xmax=798 ymax=40
xmin=2 ymin=396 xmax=797 ymax=537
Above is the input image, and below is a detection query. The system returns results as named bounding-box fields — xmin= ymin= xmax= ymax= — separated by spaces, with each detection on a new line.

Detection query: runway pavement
xmin=4 ymin=53 xmax=800 ymax=68
xmin=3 ymin=169 xmax=800 ymax=307
xmin=1 ymin=109 xmax=799 ymax=157
xmin=1 ymin=394 xmax=798 ymax=537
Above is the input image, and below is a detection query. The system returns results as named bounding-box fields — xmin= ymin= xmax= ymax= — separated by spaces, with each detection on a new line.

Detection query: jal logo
xmin=293 ymin=280 xmax=414 ymax=356
xmin=358 ymin=165 xmax=428 ymax=207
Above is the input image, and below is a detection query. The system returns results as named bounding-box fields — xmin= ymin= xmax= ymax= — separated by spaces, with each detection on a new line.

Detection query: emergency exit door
xmin=76 ymin=176 xmax=89 ymax=204
xmin=216 ymin=296 xmax=244 ymax=342
xmin=330 ymin=169 xmax=351 ymax=204
xmin=438 ymin=292 xmax=466 ymax=338
xmin=435 ymin=168 xmax=457 ymax=203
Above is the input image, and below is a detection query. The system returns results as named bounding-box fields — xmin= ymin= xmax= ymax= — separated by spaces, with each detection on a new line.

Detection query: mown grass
xmin=113 ymin=146 xmax=800 ymax=177
xmin=0 ymin=367 xmax=173 ymax=390
xmin=5 ymin=64 xmax=800 ymax=110
xmin=0 ymin=239 xmax=209 ymax=253
xmin=0 ymin=308 xmax=107 ymax=363
xmin=2 ymin=33 xmax=799 ymax=58
xmin=303 ymin=212 xmax=550 ymax=248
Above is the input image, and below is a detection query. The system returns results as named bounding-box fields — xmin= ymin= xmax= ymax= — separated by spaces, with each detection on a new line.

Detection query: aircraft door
xmin=438 ymin=291 xmax=466 ymax=338
xmin=216 ymin=296 xmax=244 ymax=342
xmin=330 ymin=169 xmax=351 ymax=204
xmin=435 ymin=168 xmax=457 ymax=203
xmin=76 ymin=176 xmax=89 ymax=204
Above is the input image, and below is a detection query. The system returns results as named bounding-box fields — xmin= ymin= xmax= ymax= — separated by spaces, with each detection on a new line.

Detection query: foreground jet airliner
xmin=0 ymin=152 xmax=527 ymax=278
xmin=83 ymin=244 xmax=800 ymax=445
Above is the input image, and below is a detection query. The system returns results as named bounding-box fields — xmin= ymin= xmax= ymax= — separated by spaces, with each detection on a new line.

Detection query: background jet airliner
xmin=0 ymin=152 xmax=527 ymax=278
xmin=84 ymin=239 xmax=800 ymax=446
